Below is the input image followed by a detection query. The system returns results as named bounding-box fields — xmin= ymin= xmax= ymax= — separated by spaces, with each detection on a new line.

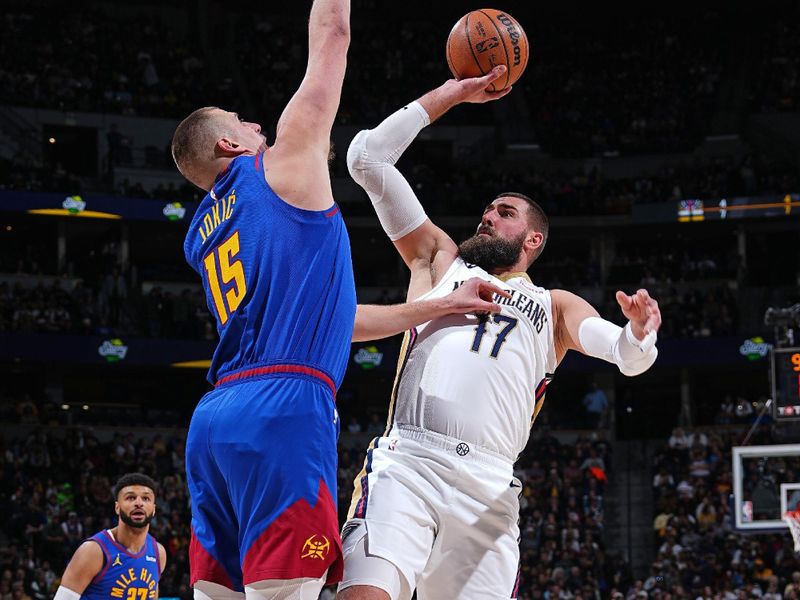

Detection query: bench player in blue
xmin=55 ymin=473 xmax=166 ymax=600
xmin=170 ymin=1 xmax=507 ymax=598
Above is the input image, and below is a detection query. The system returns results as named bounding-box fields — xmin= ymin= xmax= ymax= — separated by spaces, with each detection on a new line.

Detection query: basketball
xmin=446 ymin=9 xmax=529 ymax=92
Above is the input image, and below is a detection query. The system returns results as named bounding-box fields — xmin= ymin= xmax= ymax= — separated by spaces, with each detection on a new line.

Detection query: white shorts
xmin=340 ymin=425 xmax=522 ymax=599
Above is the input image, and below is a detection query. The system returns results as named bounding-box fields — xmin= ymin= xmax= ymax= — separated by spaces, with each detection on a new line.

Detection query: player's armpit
xmin=60 ymin=541 xmax=105 ymax=595
xmin=395 ymin=220 xmax=458 ymax=289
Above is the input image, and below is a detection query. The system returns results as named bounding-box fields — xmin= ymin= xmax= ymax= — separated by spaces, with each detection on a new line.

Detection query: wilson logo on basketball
xmin=496 ymin=14 xmax=522 ymax=66
xmin=300 ymin=535 xmax=331 ymax=560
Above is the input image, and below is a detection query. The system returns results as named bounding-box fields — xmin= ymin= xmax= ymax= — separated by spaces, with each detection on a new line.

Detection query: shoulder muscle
xmin=61 ymin=540 xmax=105 ymax=594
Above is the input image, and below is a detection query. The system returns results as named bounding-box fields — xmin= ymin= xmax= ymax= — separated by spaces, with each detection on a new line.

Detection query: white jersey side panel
xmin=392 ymin=258 xmax=557 ymax=460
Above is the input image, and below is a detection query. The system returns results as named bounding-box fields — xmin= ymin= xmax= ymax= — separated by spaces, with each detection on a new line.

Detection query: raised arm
xmin=277 ymin=0 xmax=349 ymax=149
xmin=346 ymin=68 xmax=509 ymax=299
xmin=552 ymin=288 xmax=661 ymax=376
xmin=353 ymin=278 xmax=507 ymax=342
xmin=266 ymin=0 xmax=350 ymax=210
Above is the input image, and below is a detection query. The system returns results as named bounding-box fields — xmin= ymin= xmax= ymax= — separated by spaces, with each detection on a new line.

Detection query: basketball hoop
xmin=783 ymin=510 xmax=800 ymax=554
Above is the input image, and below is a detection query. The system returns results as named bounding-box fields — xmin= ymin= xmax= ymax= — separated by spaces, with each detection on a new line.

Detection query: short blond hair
xmin=171 ymin=106 xmax=224 ymax=189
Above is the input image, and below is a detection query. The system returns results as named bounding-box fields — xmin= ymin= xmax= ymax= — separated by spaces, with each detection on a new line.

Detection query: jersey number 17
xmin=470 ymin=314 xmax=518 ymax=358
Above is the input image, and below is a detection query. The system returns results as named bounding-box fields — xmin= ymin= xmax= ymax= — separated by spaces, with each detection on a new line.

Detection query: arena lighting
xmin=48 ymin=137 xmax=56 ymax=144
xmin=82 ymin=405 xmax=89 ymax=411
xmin=60 ymin=404 xmax=69 ymax=410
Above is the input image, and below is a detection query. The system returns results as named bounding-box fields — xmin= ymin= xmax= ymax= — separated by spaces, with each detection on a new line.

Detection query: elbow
xmin=330 ymin=21 xmax=350 ymax=42
xmin=319 ymin=13 xmax=350 ymax=46
xmin=309 ymin=7 xmax=350 ymax=57
xmin=346 ymin=129 xmax=371 ymax=181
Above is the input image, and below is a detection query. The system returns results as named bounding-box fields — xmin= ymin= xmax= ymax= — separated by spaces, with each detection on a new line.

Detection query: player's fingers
xmin=482 ymin=65 xmax=507 ymax=83
xmin=486 ymin=86 xmax=513 ymax=100
xmin=615 ymin=290 xmax=632 ymax=310
xmin=637 ymin=292 xmax=654 ymax=315
xmin=470 ymin=66 xmax=506 ymax=90
xmin=643 ymin=305 xmax=662 ymax=334
xmin=473 ymin=297 xmax=503 ymax=313
xmin=643 ymin=315 xmax=661 ymax=335
xmin=478 ymin=280 xmax=511 ymax=299
xmin=481 ymin=301 xmax=503 ymax=313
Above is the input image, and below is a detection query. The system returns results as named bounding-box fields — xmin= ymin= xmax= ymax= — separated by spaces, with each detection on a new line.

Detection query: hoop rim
xmin=784 ymin=510 xmax=800 ymax=553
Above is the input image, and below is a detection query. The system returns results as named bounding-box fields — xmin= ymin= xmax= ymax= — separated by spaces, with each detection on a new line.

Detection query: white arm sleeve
xmin=54 ymin=587 xmax=81 ymax=600
xmin=346 ymin=101 xmax=430 ymax=241
xmin=578 ymin=316 xmax=658 ymax=376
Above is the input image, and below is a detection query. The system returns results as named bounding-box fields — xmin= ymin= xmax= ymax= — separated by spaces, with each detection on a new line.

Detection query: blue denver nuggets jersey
xmin=81 ymin=531 xmax=160 ymax=600
xmin=184 ymin=153 xmax=357 ymax=387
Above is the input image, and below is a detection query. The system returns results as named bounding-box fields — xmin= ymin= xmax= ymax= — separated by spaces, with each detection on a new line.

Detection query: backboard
xmin=733 ymin=444 xmax=800 ymax=530
xmin=782 ymin=483 xmax=800 ymax=516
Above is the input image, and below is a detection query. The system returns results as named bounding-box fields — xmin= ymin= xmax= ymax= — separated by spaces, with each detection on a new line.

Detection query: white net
xmin=784 ymin=511 xmax=800 ymax=554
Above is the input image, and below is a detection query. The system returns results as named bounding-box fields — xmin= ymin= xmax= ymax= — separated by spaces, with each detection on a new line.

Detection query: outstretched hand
xmin=615 ymin=289 xmax=661 ymax=341
xmin=443 ymin=65 xmax=512 ymax=105
xmin=442 ymin=277 xmax=510 ymax=316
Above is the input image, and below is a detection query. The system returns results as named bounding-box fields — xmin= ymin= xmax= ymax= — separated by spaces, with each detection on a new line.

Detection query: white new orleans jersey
xmin=391 ymin=257 xmax=557 ymax=461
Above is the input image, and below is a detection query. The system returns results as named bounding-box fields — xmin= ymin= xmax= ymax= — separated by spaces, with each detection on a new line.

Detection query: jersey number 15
xmin=203 ymin=231 xmax=247 ymax=325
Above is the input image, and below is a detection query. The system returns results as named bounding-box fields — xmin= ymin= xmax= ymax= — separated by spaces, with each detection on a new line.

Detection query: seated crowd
xmin=0 ymin=268 xmax=743 ymax=342
xmin=1 ymin=3 xmax=797 ymax=159
xmin=0 ymin=406 xmax=616 ymax=599
xmin=647 ymin=426 xmax=800 ymax=598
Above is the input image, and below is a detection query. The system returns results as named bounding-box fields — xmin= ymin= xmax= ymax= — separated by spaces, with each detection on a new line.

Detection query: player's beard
xmin=119 ymin=508 xmax=154 ymax=529
xmin=458 ymin=230 xmax=526 ymax=272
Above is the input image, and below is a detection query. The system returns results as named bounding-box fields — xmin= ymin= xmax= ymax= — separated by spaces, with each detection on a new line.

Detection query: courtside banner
xmin=0 ymin=191 xmax=199 ymax=222
xmin=559 ymin=335 xmax=773 ymax=371
xmin=0 ymin=333 xmax=770 ymax=370
xmin=0 ymin=332 xmax=214 ymax=366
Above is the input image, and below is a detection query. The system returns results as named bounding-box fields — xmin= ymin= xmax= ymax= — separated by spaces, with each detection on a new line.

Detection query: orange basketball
xmin=446 ymin=9 xmax=529 ymax=92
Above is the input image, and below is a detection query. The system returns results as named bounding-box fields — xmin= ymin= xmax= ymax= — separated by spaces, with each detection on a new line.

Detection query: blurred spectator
xmin=582 ymin=383 xmax=609 ymax=429
xmin=365 ymin=413 xmax=384 ymax=434
xmin=346 ymin=417 xmax=362 ymax=434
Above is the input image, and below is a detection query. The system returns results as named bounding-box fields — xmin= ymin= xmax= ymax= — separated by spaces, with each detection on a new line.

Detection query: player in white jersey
xmin=338 ymin=66 xmax=662 ymax=600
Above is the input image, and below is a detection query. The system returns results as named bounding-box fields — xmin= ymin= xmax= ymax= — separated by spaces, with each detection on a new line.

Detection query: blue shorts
xmin=186 ymin=371 xmax=342 ymax=591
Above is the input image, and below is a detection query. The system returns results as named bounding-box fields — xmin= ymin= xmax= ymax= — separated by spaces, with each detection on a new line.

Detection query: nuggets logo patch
xmin=300 ymin=535 xmax=330 ymax=560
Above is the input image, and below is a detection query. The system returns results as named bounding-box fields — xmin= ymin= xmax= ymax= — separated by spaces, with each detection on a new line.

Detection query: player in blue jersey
xmin=169 ymin=1 xmax=506 ymax=598
xmin=55 ymin=473 xmax=166 ymax=600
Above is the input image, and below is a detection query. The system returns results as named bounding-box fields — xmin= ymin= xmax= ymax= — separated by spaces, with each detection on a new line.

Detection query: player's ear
xmin=526 ymin=231 xmax=544 ymax=252
xmin=216 ymin=137 xmax=245 ymax=156
xmin=114 ymin=501 xmax=120 ymax=516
